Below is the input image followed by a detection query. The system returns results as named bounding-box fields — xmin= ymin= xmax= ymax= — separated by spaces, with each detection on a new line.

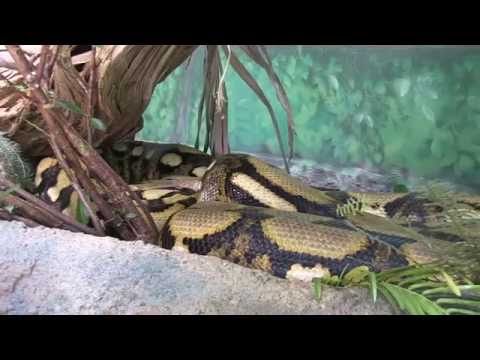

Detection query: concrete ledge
xmin=0 ymin=221 xmax=394 ymax=315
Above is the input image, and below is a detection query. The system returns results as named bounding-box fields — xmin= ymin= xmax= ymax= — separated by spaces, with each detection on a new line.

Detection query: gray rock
xmin=0 ymin=220 xmax=395 ymax=315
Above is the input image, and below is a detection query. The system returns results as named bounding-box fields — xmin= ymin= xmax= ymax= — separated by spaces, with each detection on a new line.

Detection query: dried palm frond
xmin=194 ymin=45 xmax=295 ymax=173
xmin=3 ymin=45 xmax=160 ymax=243
xmin=1 ymin=45 xmax=198 ymax=158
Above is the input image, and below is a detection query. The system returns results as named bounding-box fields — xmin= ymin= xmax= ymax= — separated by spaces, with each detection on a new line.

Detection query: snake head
xmin=199 ymin=154 xmax=249 ymax=203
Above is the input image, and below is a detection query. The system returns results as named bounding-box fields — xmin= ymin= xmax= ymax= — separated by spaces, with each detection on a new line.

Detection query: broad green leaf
xmin=380 ymin=283 xmax=447 ymax=315
xmin=378 ymin=286 xmax=401 ymax=313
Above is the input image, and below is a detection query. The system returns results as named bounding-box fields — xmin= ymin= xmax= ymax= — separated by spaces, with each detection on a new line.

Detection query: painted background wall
xmin=138 ymin=46 xmax=480 ymax=190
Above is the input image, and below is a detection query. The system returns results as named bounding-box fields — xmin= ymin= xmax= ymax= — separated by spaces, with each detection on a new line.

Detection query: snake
xmin=30 ymin=140 xmax=480 ymax=282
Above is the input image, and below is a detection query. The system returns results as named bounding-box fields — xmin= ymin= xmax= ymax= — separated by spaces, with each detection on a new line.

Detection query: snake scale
xmin=32 ymin=140 xmax=480 ymax=282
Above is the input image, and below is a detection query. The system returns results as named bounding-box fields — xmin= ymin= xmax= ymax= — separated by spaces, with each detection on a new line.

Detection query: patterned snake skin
xmin=32 ymin=142 xmax=480 ymax=281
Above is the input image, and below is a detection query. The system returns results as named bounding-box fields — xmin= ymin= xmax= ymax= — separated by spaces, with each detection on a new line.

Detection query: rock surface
xmin=0 ymin=220 xmax=395 ymax=315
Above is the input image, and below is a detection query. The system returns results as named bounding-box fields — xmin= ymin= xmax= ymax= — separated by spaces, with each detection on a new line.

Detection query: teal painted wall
xmin=138 ymin=46 xmax=480 ymax=189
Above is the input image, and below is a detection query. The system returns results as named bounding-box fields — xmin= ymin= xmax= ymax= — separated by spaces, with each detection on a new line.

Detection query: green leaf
xmin=313 ymin=279 xmax=322 ymax=299
xmin=407 ymin=281 xmax=445 ymax=292
xmin=341 ymin=266 xmax=369 ymax=285
xmin=91 ymin=117 xmax=107 ymax=132
xmin=441 ymin=271 xmax=462 ymax=297
xmin=75 ymin=200 xmax=90 ymax=225
xmin=125 ymin=213 xmax=138 ymax=220
xmin=376 ymin=264 xmax=439 ymax=283
xmin=380 ymin=283 xmax=447 ymax=315
xmin=56 ymin=100 xmax=85 ymax=115
xmin=378 ymin=286 xmax=401 ymax=313
xmin=445 ymin=308 xmax=480 ymax=315
xmin=369 ymin=272 xmax=378 ymax=304
xmin=422 ymin=284 xmax=480 ymax=299
xmin=14 ymin=84 xmax=28 ymax=93
xmin=436 ymin=298 xmax=480 ymax=310
xmin=322 ymin=275 xmax=342 ymax=286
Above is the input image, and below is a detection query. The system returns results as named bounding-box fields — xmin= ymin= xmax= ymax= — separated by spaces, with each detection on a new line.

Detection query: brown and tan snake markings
xmin=33 ymin=142 xmax=480 ymax=281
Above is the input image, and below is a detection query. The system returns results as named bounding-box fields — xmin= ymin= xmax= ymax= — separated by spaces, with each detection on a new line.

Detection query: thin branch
xmin=35 ymin=46 xmax=49 ymax=86
xmin=0 ymin=72 xmax=34 ymax=102
xmin=46 ymin=45 xmax=59 ymax=88
xmin=48 ymin=130 xmax=105 ymax=234
xmin=6 ymin=45 xmax=132 ymax=239
xmin=0 ymin=177 xmax=100 ymax=235
xmin=5 ymin=45 xmax=159 ymax=243
xmin=85 ymin=46 xmax=97 ymax=144
xmin=0 ymin=209 xmax=41 ymax=227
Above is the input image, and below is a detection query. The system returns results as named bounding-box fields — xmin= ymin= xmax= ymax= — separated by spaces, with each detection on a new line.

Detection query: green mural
xmin=139 ymin=46 xmax=480 ymax=189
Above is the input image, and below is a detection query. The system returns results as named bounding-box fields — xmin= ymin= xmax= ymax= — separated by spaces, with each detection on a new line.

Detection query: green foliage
xmin=75 ymin=199 xmax=90 ymax=225
xmin=313 ymin=264 xmax=480 ymax=315
xmin=90 ymin=117 xmax=107 ymax=132
xmin=0 ymin=133 xmax=34 ymax=191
